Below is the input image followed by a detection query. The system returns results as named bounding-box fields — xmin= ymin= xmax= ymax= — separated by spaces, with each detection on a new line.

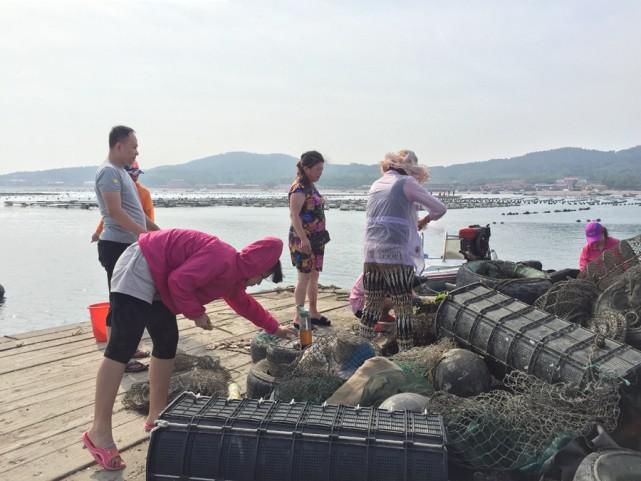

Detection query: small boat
xmin=416 ymin=225 xmax=496 ymax=293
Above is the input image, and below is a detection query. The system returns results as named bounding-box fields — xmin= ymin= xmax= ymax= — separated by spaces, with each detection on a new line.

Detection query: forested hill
xmin=1 ymin=146 xmax=639 ymax=189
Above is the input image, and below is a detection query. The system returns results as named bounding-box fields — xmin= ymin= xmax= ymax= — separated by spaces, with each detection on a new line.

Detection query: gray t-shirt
xmin=95 ymin=161 xmax=146 ymax=244
xmin=111 ymin=243 xmax=157 ymax=304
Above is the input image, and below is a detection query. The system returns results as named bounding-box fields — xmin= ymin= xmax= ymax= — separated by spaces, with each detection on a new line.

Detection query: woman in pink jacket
xmin=579 ymin=221 xmax=620 ymax=271
xmin=82 ymin=229 xmax=296 ymax=471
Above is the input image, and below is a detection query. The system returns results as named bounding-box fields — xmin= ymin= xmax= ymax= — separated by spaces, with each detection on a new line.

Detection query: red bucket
xmin=88 ymin=302 xmax=110 ymax=342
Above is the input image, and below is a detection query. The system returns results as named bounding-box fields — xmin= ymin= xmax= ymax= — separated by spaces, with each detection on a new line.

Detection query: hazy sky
xmin=2 ymin=0 xmax=641 ymax=174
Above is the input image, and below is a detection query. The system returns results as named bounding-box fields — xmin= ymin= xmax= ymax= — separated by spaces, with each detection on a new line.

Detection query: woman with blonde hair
xmin=359 ymin=150 xmax=447 ymax=351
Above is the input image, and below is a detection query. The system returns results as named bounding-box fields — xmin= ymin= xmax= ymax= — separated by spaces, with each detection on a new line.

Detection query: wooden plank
xmin=0 ymin=395 xmax=133 ymax=456
xmin=0 ymin=323 xmax=233 ymax=395
xmin=62 ymin=442 xmax=149 ymax=480
xmin=0 ymin=294 xmax=343 ymax=392
xmin=0 ymin=348 xmax=244 ymax=434
xmin=2 ymin=411 xmax=148 ymax=480
xmin=0 ymin=299 xmax=240 ymax=357
xmin=0 ymin=345 xmax=244 ymax=424
xmin=0 ymin=304 xmax=262 ymax=375
xmin=9 ymin=322 xmax=86 ymax=341
xmin=0 ymin=288 xmax=344 ymax=481
xmin=1 ymin=405 xmax=143 ymax=468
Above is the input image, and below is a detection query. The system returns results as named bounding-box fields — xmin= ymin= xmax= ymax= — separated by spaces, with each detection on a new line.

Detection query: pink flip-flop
xmin=81 ymin=432 xmax=126 ymax=471
xmin=143 ymin=420 xmax=155 ymax=432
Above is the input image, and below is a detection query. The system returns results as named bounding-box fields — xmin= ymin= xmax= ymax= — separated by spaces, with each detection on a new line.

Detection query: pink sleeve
xmin=167 ymin=250 xmax=229 ymax=320
xmin=403 ymin=179 xmax=447 ymax=220
xmin=223 ymin=289 xmax=280 ymax=334
xmin=349 ymin=274 xmax=365 ymax=314
xmin=579 ymin=245 xmax=589 ymax=271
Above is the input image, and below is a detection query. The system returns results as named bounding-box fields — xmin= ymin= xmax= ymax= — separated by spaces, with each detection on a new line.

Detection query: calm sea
xmin=1 ymin=192 xmax=640 ymax=336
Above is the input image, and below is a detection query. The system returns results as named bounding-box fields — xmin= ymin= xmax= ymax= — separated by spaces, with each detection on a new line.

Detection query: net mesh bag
xmin=275 ymin=375 xmax=345 ymax=404
xmin=581 ymin=233 xmax=641 ymax=290
xmin=271 ymin=331 xmax=376 ymax=402
xmin=534 ymin=279 xmax=600 ymax=326
xmin=122 ymin=351 xmax=231 ymax=413
xmin=585 ymin=309 xmax=628 ymax=342
xmin=252 ymin=331 xmax=280 ymax=349
xmin=388 ymin=338 xmax=457 ymax=396
xmin=427 ymin=370 xmax=622 ymax=473
xmin=292 ymin=331 xmax=376 ymax=379
xmin=412 ymin=296 xmax=445 ymax=346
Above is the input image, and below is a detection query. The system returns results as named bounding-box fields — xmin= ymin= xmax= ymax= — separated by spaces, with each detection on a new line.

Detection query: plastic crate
xmin=147 ymin=393 xmax=448 ymax=481
xmin=435 ymin=282 xmax=641 ymax=385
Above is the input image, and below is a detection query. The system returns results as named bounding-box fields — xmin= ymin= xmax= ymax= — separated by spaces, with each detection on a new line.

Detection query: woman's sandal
xmin=310 ymin=315 xmax=331 ymax=326
xmin=292 ymin=322 xmax=317 ymax=331
xmin=143 ymin=420 xmax=156 ymax=432
xmin=132 ymin=349 xmax=150 ymax=359
xmin=81 ymin=432 xmax=127 ymax=471
xmin=124 ymin=360 xmax=149 ymax=373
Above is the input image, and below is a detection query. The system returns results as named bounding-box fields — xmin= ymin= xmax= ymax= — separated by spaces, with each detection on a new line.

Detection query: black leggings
xmin=97 ymin=240 xmax=130 ymax=327
xmin=104 ymin=293 xmax=179 ymax=364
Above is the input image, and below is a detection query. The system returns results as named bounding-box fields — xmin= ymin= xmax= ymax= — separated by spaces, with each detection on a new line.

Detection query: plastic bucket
xmin=88 ymin=302 xmax=110 ymax=342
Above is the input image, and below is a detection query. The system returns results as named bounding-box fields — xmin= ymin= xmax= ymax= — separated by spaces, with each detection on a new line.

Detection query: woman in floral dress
xmin=288 ymin=151 xmax=331 ymax=327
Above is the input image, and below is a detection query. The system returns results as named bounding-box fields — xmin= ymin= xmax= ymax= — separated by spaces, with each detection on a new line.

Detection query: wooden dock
xmin=0 ymin=287 xmax=352 ymax=481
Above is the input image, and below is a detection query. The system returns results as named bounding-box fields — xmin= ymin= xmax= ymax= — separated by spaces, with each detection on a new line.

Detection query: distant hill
xmin=428 ymin=146 xmax=641 ymax=189
xmin=1 ymin=146 xmax=640 ymax=189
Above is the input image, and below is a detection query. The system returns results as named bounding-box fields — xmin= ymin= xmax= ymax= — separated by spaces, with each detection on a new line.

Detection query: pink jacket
xmin=579 ymin=236 xmax=620 ymax=271
xmin=139 ymin=229 xmax=282 ymax=333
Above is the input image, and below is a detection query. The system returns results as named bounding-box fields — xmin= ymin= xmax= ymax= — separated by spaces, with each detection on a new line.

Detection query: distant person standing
xmin=288 ymin=151 xmax=331 ymax=328
xmin=579 ymin=221 xmax=620 ymax=271
xmin=94 ymin=126 xmax=159 ymax=372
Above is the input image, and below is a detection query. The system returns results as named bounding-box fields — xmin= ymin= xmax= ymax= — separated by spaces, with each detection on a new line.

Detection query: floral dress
xmin=288 ymin=181 xmax=327 ymax=273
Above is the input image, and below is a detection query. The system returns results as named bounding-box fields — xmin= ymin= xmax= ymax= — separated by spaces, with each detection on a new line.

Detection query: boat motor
xmin=458 ymin=224 xmax=491 ymax=261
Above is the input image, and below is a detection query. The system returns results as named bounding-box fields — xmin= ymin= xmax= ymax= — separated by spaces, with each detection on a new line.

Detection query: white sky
xmin=1 ymin=0 xmax=641 ymax=174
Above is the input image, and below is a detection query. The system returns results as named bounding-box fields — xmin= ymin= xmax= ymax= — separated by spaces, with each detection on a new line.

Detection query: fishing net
xmin=533 ymin=279 xmax=600 ymax=326
xmin=275 ymin=374 xmax=345 ymax=404
xmin=173 ymin=351 xmax=223 ymax=371
xmin=585 ymin=309 xmax=627 ymax=342
xmin=580 ymin=233 xmax=641 ymax=290
xmin=251 ymin=331 xmax=280 ymax=350
xmin=388 ymin=338 xmax=457 ymax=396
xmin=390 ymin=337 xmax=457 ymax=379
xmin=271 ymin=332 xmax=375 ymax=402
xmin=592 ymin=265 xmax=641 ymax=346
xmin=291 ymin=331 xmax=376 ymax=379
xmin=122 ymin=351 xmax=231 ymax=414
xmin=427 ymin=370 xmax=622 ymax=473
xmin=412 ymin=296 xmax=444 ymax=346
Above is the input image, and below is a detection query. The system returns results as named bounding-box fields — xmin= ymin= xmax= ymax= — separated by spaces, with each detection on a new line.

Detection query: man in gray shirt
xmin=95 ymin=125 xmax=158 ymax=371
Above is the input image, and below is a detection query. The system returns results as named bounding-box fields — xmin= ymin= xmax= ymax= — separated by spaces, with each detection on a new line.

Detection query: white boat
xmin=417 ymin=227 xmax=497 ymax=293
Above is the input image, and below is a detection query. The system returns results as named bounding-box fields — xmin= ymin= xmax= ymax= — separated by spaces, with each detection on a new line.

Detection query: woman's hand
xmin=298 ymin=237 xmax=312 ymax=255
xmin=273 ymin=326 xmax=298 ymax=340
xmin=418 ymin=215 xmax=431 ymax=231
xmin=194 ymin=313 xmax=213 ymax=330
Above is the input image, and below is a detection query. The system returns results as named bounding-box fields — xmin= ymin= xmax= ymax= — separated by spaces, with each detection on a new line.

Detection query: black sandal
xmin=292 ymin=321 xmax=317 ymax=331
xmin=310 ymin=316 xmax=331 ymax=326
xmin=125 ymin=360 xmax=149 ymax=373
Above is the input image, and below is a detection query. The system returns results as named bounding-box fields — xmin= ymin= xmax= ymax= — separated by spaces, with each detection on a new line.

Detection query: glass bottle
xmin=297 ymin=304 xmax=313 ymax=349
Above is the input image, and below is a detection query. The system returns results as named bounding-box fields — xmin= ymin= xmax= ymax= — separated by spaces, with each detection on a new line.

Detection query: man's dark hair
xmin=270 ymin=260 xmax=284 ymax=283
xmin=109 ymin=125 xmax=135 ymax=149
